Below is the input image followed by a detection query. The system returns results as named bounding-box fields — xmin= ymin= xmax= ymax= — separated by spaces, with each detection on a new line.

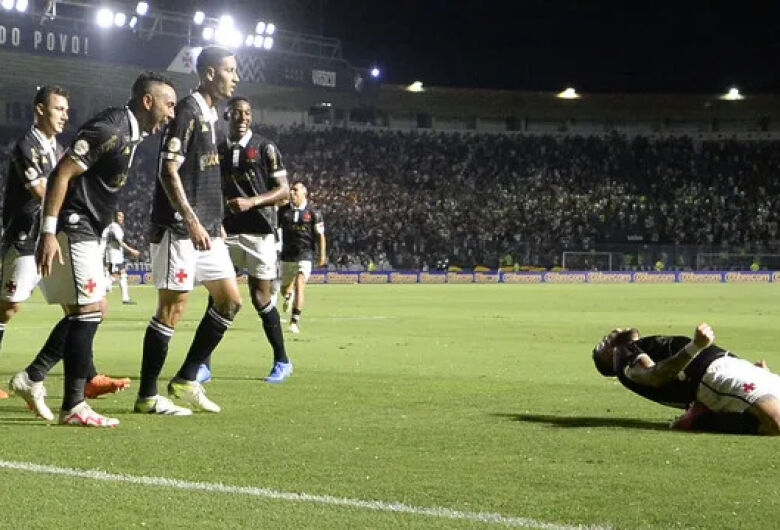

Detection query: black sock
xmin=139 ymin=317 xmax=174 ymax=398
xmin=259 ymin=302 xmax=288 ymax=363
xmin=692 ymin=411 xmax=760 ymax=434
xmin=62 ymin=313 xmax=101 ymax=410
xmin=201 ymin=296 xmax=215 ymax=370
xmin=176 ymin=307 xmax=231 ymax=381
xmin=26 ymin=316 xmax=70 ymax=382
xmin=291 ymin=308 xmax=301 ymax=324
xmin=0 ymin=322 xmax=6 ymax=355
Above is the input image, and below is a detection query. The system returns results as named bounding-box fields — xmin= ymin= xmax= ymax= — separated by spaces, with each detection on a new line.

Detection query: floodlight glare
xmin=371 ymin=67 xmax=380 ymax=78
xmin=263 ymin=36 xmax=273 ymax=49
xmin=218 ymin=15 xmax=233 ymax=29
xmin=266 ymin=23 xmax=275 ymax=35
xmin=129 ymin=15 xmax=138 ymax=28
xmin=14 ymin=0 xmax=27 ymax=12
xmin=202 ymin=26 xmax=214 ymax=40
xmin=193 ymin=11 xmax=205 ymax=25
xmin=253 ymin=34 xmax=263 ymax=47
xmin=255 ymin=21 xmax=266 ymax=34
xmin=557 ymin=87 xmax=580 ymax=99
xmin=407 ymin=81 xmax=424 ymax=92
xmin=96 ymin=8 xmax=113 ymax=28
xmin=245 ymin=34 xmax=254 ymax=46
xmin=136 ymin=2 xmax=148 ymax=16
xmin=722 ymin=87 xmax=744 ymax=101
xmin=1 ymin=0 xmax=13 ymax=10
xmin=114 ymin=12 xmax=127 ymax=27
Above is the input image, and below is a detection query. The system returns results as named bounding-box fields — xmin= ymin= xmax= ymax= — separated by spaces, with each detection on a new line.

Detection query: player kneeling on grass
xmin=592 ymin=323 xmax=780 ymax=435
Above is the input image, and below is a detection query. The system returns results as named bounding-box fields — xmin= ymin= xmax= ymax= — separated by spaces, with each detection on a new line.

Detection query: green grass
xmin=1 ymin=283 xmax=779 ymax=528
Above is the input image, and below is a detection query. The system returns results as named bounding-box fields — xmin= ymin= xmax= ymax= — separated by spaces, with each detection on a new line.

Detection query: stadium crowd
xmin=3 ymin=126 xmax=780 ymax=270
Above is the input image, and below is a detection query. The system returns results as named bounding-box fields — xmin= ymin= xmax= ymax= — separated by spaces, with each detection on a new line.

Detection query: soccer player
xmin=592 ymin=323 xmax=780 ymax=435
xmin=2 ymin=86 xmax=130 ymax=409
xmin=202 ymin=96 xmax=292 ymax=384
xmin=102 ymin=211 xmax=141 ymax=304
xmin=136 ymin=46 xmax=241 ymax=416
xmin=278 ymin=181 xmax=326 ymax=334
xmin=33 ymin=72 xmax=176 ymax=426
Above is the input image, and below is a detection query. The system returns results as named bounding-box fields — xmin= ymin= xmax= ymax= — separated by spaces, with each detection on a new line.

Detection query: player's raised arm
xmin=625 ymin=323 xmax=714 ymax=387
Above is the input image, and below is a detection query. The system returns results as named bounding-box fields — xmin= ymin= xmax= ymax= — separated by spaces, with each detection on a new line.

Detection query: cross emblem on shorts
xmin=174 ymin=269 xmax=188 ymax=283
xmin=5 ymin=280 xmax=16 ymax=294
xmin=743 ymin=382 xmax=756 ymax=393
xmin=84 ymin=278 xmax=96 ymax=294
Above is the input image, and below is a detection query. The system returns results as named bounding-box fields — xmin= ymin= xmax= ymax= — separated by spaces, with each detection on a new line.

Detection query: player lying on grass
xmin=592 ymin=323 xmax=780 ymax=435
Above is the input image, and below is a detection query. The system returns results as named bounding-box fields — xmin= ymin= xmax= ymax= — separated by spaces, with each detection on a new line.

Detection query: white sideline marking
xmin=0 ymin=459 xmax=609 ymax=529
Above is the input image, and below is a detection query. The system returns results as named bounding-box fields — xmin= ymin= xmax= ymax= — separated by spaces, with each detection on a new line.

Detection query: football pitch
xmin=1 ymin=283 xmax=779 ymax=529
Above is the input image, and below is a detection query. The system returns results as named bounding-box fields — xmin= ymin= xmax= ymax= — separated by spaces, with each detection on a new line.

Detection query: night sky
xmin=315 ymin=0 xmax=780 ymax=94
xmin=174 ymin=0 xmax=780 ymax=93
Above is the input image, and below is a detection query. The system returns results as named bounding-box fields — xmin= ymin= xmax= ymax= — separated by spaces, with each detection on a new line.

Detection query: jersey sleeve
xmin=160 ymin=103 xmax=197 ymax=164
xmin=312 ymin=209 xmax=325 ymax=235
xmin=261 ymin=142 xmax=287 ymax=180
xmin=10 ymin=138 xmax=45 ymax=190
xmin=67 ymin=119 xmax=116 ymax=171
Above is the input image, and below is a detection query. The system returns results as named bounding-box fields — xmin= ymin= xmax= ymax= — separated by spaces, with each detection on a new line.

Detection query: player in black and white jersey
xmin=137 ymin=46 xmax=241 ymax=416
xmin=592 ymin=324 xmax=780 ymax=435
xmin=3 ymin=86 xmax=131 ymax=410
xmin=202 ymin=96 xmax=292 ymax=383
xmin=32 ymin=72 xmax=176 ymax=427
xmin=102 ymin=211 xmax=141 ymax=304
xmin=278 ymin=181 xmax=326 ymax=334
xmin=0 ymin=85 xmax=67 ymax=400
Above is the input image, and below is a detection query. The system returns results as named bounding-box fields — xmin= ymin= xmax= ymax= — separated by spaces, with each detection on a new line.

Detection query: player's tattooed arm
xmin=160 ymin=159 xmax=211 ymax=250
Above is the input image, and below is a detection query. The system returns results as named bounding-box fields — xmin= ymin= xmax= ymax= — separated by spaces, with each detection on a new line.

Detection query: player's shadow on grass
xmin=496 ymin=413 xmax=669 ymax=431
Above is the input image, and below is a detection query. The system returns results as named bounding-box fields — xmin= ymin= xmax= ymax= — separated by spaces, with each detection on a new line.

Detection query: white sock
xmin=120 ymin=271 xmax=130 ymax=302
xmin=105 ymin=270 xmax=112 ymax=292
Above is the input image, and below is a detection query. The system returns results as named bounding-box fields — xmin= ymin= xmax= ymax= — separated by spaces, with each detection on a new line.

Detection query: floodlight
xmin=193 ymin=11 xmax=205 ymax=25
xmin=129 ymin=15 xmax=138 ymax=28
xmin=218 ymin=15 xmax=233 ymax=29
xmin=407 ymin=81 xmax=424 ymax=92
xmin=253 ymin=34 xmax=263 ymax=47
xmin=263 ymin=36 xmax=273 ymax=49
xmin=557 ymin=87 xmax=580 ymax=99
xmin=202 ymin=26 xmax=214 ymax=40
xmin=96 ymin=8 xmax=113 ymax=28
xmin=1 ymin=0 xmax=13 ymax=10
xmin=722 ymin=87 xmax=744 ymax=101
xmin=114 ymin=12 xmax=127 ymax=27
xmin=266 ymin=23 xmax=275 ymax=35
xmin=14 ymin=0 xmax=27 ymax=12
xmin=136 ymin=2 xmax=148 ymax=16
xmin=255 ymin=21 xmax=266 ymax=34
xmin=245 ymin=34 xmax=254 ymax=46
xmin=371 ymin=67 xmax=380 ymax=78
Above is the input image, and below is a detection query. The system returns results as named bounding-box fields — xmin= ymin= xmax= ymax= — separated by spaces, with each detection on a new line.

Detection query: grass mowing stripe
xmin=0 ymin=459 xmax=610 ymax=529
